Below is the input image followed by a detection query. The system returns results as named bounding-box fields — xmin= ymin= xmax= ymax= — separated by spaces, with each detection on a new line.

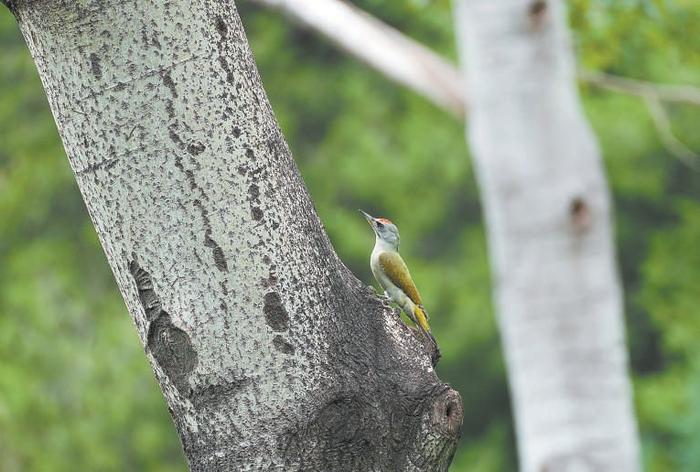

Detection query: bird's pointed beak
xmin=358 ymin=209 xmax=375 ymax=226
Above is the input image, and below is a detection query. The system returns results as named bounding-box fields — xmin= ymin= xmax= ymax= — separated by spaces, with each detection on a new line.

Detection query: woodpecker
xmin=360 ymin=210 xmax=438 ymax=353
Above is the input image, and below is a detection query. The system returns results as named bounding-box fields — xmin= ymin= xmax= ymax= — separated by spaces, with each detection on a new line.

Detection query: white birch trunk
xmin=4 ymin=0 xmax=462 ymax=470
xmin=453 ymin=1 xmax=641 ymax=470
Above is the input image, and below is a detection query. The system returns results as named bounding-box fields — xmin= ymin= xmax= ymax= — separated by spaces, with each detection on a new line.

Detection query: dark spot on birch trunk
xmin=570 ymin=196 xmax=591 ymax=231
xmin=215 ymin=15 xmax=227 ymax=38
xmin=204 ymin=233 xmax=228 ymax=272
xmin=187 ymin=142 xmax=206 ymax=156
xmin=218 ymin=56 xmax=235 ymax=85
xmin=89 ymin=53 xmax=102 ymax=79
xmin=211 ymin=246 xmax=228 ymax=272
xmin=248 ymin=183 xmax=260 ymax=202
xmin=129 ymin=260 xmax=162 ymax=321
xmin=168 ymin=126 xmax=184 ymax=147
xmin=251 ymin=206 xmax=263 ymax=221
xmin=129 ymin=259 xmax=198 ymax=393
xmin=529 ymin=0 xmax=547 ymax=15
xmin=528 ymin=0 xmax=548 ymax=29
xmin=273 ymin=335 xmax=295 ymax=355
xmin=162 ymin=70 xmax=178 ymax=98
xmin=184 ymin=169 xmax=197 ymax=190
xmin=191 ymin=377 xmax=251 ymax=409
xmin=263 ymin=292 xmax=289 ymax=331
xmin=148 ymin=310 xmax=198 ymax=393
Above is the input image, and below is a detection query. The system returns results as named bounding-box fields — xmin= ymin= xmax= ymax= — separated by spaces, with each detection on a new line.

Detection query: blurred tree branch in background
xmin=250 ymin=0 xmax=700 ymax=168
xmin=250 ymin=0 xmax=466 ymax=116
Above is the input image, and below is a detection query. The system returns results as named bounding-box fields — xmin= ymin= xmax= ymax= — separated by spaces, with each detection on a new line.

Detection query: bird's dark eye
xmin=376 ymin=222 xmax=384 ymax=228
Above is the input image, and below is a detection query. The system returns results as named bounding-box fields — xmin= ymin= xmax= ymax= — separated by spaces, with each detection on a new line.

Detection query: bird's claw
xmin=371 ymin=287 xmax=392 ymax=303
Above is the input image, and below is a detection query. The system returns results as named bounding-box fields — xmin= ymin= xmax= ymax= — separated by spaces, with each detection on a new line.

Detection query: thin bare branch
xmin=643 ymin=95 xmax=700 ymax=169
xmin=250 ymin=0 xmax=466 ymax=117
xmin=579 ymin=70 xmax=700 ymax=107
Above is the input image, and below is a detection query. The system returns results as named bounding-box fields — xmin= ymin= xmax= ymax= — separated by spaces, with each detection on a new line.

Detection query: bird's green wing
xmin=378 ymin=251 xmax=423 ymax=306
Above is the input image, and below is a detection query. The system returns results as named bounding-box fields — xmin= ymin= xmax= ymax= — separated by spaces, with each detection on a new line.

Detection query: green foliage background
xmin=1 ymin=1 xmax=699 ymax=470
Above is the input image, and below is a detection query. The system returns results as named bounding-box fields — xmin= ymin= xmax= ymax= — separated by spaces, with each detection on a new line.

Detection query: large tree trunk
xmin=4 ymin=0 xmax=462 ymax=470
xmin=453 ymin=0 xmax=640 ymax=470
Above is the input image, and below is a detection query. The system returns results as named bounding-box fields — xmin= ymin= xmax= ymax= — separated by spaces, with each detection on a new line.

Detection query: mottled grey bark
xmin=5 ymin=0 xmax=462 ymax=470
xmin=453 ymin=0 xmax=640 ymax=471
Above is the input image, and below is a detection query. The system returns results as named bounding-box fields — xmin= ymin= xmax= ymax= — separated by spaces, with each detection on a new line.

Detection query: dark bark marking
xmin=184 ymin=169 xmax=197 ymax=190
xmin=570 ymin=196 xmax=591 ymax=232
xmin=261 ymin=268 xmax=278 ymax=289
xmin=168 ymin=125 xmax=185 ymax=147
xmin=263 ymin=292 xmax=289 ymax=332
xmin=89 ymin=52 xmax=102 ymax=79
xmin=75 ymin=157 xmax=118 ymax=175
xmin=192 ymin=199 xmax=229 ymax=272
xmin=174 ymin=148 xmax=229 ymax=274
xmin=129 ymin=259 xmax=198 ymax=393
xmin=232 ymin=126 xmax=241 ymax=138
xmin=129 ymin=260 xmax=162 ymax=321
xmin=161 ymin=70 xmax=178 ymax=98
xmin=528 ymin=0 xmax=548 ymax=29
xmin=218 ymin=56 xmax=235 ymax=86
xmin=245 ymin=148 xmax=254 ymax=159
xmin=213 ymin=13 xmax=236 ymax=88
xmin=148 ymin=310 xmax=198 ymax=393
xmin=247 ymin=183 xmax=260 ymax=202
xmin=129 ymin=260 xmax=161 ymax=321
xmin=187 ymin=142 xmax=206 ymax=156
xmin=165 ymin=100 xmax=175 ymax=120
xmin=272 ymin=335 xmax=295 ymax=355
xmin=191 ymin=377 xmax=251 ymax=409
xmin=251 ymin=206 xmax=263 ymax=221
xmin=214 ymin=15 xmax=227 ymax=38
xmin=207 ymin=237 xmax=228 ymax=272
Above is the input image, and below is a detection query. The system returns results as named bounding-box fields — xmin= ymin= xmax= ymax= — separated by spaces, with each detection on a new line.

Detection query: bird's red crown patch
xmin=376 ymin=217 xmax=393 ymax=225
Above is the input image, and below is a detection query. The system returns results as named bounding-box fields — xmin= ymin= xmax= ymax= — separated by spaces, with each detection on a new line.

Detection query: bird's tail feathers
xmin=414 ymin=305 xmax=440 ymax=364
xmin=413 ymin=305 xmax=431 ymax=333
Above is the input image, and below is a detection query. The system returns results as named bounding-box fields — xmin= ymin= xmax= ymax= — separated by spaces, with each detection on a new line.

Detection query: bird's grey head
xmin=359 ymin=210 xmax=400 ymax=248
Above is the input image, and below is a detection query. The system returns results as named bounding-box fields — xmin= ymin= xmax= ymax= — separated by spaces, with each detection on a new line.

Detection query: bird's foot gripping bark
xmin=368 ymin=286 xmax=442 ymax=366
